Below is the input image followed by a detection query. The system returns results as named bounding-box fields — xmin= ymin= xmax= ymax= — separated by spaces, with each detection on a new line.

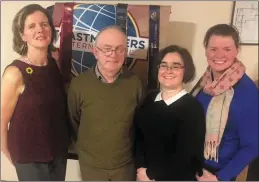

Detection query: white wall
xmin=1 ymin=1 xmax=258 ymax=181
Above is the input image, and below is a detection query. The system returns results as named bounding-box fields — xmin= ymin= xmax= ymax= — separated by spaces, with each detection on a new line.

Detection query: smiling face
xmin=158 ymin=52 xmax=185 ymax=90
xmin=205 ymin=35 xmax=238 ymax=77
xmin=21 ymin=11 xmax=52 ymax=52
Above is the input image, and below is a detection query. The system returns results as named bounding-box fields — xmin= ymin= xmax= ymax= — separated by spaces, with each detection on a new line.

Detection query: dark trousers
xmin=14 ymin=155 xmax=67 ymax=181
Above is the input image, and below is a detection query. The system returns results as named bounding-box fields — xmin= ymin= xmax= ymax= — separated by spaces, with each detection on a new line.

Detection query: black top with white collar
xmin=135 ymin=90 xmax=206 ymax=181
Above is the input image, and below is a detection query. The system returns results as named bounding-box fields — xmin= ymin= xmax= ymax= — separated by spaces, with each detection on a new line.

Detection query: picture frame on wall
xmin=230 ymin=1 xmax=258 ymax=45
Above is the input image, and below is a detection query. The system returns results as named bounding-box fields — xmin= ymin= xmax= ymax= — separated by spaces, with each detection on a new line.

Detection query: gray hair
xmin=94 ymin=25 xmax=127 ymax=45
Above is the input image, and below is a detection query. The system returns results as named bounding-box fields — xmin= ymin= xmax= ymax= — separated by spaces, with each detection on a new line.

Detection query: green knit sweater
xmin=68 ymin=68 xmax=143 ymax=169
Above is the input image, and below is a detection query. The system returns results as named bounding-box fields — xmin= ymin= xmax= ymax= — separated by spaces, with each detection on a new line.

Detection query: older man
xmin=67 ymin=25 xmax=143 ymax=181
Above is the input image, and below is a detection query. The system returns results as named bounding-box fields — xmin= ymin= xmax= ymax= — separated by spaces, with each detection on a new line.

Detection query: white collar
xmin=154 ymin=89 xmax=188 ymax=106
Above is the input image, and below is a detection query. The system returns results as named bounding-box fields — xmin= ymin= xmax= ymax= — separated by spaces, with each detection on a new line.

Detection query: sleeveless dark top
xmin=6 ymin=58 xmax=70 ymax=163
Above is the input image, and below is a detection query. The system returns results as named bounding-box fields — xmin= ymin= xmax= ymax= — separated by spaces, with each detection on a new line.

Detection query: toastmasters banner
xmin=47 ymin=3 xmax=171 ymax=158
xmin=48 ymin=3 xmax=171 ymax=87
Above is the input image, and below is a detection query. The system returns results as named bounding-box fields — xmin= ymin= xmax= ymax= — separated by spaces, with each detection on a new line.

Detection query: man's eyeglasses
xmin=158 ymin=63 xmax=184 ymax=71
xmin=96 ymin=46 xmax=126 ymax=56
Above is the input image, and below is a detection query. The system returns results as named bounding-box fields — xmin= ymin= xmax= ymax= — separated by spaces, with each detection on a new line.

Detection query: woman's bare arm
xmin=1 ymin=66 xmax=24 ymax=164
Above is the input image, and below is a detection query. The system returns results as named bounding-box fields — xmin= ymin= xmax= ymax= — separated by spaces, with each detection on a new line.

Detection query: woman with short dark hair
xmin=135 ymin=45 xmax=206 ymax=181
xmin=193 ymin=24 xmax=258 ymax=181
xmin=1 ymin=4 xmax=69 ymax=181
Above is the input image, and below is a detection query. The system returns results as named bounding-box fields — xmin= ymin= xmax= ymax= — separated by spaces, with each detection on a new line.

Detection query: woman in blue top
xmin=192 ymin=24 xmax=258 ymax=181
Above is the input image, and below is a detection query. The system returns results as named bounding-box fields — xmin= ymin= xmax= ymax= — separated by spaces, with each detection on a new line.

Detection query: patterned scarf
xmin=192 ymin=59 xmax=245 ymax=162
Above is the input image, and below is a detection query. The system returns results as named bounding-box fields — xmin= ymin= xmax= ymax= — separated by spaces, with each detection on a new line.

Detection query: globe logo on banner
xmin=61 ymin=4 xmax=149 ymax=76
